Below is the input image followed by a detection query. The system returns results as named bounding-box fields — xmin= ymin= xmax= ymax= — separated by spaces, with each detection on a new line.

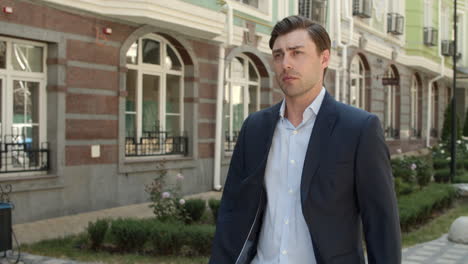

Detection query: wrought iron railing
xmin=125 ymin=131 xmax=188 ymax=157
xmin=0 ymin=134 xmax=49 ymax=174
xmin=411 ymin=128 xmax=422 ymax=138
xmin=385 ymin=127 xmax=400 ymax=139
xmin=225 ymin=130 xmax=240 ymax=152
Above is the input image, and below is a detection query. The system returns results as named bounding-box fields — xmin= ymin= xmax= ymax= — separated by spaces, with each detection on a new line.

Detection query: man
xmin=210 ymin=15 xmax=401 ymax=264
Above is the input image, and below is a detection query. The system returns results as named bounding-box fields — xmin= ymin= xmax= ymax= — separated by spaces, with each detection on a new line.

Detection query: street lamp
xmin=450 ymin=0 xmax=457 ymax=182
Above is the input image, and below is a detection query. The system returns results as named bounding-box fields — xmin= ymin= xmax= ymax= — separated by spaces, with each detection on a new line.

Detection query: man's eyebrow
xmin=272 ymin=45 xmax=305 ymax=54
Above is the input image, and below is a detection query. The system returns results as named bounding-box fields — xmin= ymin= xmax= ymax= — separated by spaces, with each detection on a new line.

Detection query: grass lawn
xmin=402 ymin=197 xmax=468 ymax=248
xmin=21 ymin=235 xmax=209 ymax=264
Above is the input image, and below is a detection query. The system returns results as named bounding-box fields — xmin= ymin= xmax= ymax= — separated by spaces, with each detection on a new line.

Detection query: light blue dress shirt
xmin=251 ymin=88 xmax=326 ymax=264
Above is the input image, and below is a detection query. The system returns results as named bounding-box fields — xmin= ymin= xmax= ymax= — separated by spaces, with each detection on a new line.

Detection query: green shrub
xmin=433 ymin=158 xmax=450 ymax=170
xmin=149 ymin=221 xmax=215 ymax=256
xmin=87 ymin=219 xmax=109 ymax=249
xmin=454 ymin=172 xmax=468 ymax=183
xmin=183 ymin=199 xmax=206 ymax=224
xmin=415 ymin=161 xmax=432 ymax=188
xmin=208 ymin=199 xmax=221 ymax=222
xmin=434 ymin=169 xmax=451 ymax=183
xmin=180 ymin=225 xmax=215 ymax=256
xmin=398 ymin=183 xmax=458 ymax=231
xmin=150 ymin=221 xmax=183 ymax=255
xmin=441 ymin=103 xmax=462 ymax=142
xmin=109 ymin=218 xmax=148 ymax=252
xmin=391 ymin=158 xmax=415 ymax=183
xmin=464 ymin=159 xmax=468 ymax=170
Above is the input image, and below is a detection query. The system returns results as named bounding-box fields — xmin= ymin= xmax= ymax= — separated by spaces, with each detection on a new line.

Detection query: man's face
xmin=271 ymin=29 xmax=330 ymax=99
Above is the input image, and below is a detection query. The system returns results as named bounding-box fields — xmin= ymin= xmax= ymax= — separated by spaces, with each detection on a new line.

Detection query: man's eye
xmin=293 ymin=51 xmax=302 ymax=55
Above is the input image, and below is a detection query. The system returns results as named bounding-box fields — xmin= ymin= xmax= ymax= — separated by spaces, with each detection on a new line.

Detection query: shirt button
xmin=282 ymin=250 xmax=288 ymax=255
xmin=285 ymin=219 xmax=289 ymax=225
xmin=292 ymin=130 xmax=298 ymax=135
xmin=288 ymin=188 xmax=293 ymax=194
xmin=290 ymin=160 xmax=295 ymax=164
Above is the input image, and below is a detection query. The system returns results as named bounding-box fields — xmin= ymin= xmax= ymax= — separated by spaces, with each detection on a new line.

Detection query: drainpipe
xmin=213 ymin=3 xmax=233 ymax=191
xmin=336 ymin=0 xmax=354 ymax=102
xmin=426 ymin=0 xmax=445 ymax=147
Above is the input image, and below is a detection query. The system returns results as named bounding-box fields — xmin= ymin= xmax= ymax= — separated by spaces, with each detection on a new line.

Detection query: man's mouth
xmin=282 ymin=76 xmax=298 ymax=82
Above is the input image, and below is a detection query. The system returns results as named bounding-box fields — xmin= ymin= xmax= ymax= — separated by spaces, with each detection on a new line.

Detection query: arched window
xmin=384 ymin=65 xmax=400 ymax=139
xmin=350 ymin=55 xmax=366 ymax=110
xmin=410 ymin=74 xmax=422 ymax=138
xmin=224 ymin=54 xmax=260 ymax=152
xmin=0 ymin=37 xmax=48 ymax=172
xmin=125 ymin=34 xmax=185 ymax=156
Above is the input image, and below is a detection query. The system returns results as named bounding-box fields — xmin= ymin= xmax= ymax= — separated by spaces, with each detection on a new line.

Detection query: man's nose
xmin=282 ymin=55 xmax=293 ymax=70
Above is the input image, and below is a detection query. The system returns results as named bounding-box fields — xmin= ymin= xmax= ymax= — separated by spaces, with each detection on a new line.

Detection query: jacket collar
xmin=300 ymin=91 xmax=339 ymax=203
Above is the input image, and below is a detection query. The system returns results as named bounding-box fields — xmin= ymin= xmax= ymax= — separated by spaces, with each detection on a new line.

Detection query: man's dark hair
xmin=269 ymin=15 xmax=331 ymax=53
xmin=270 ymin=15 xmax=331 ymax=78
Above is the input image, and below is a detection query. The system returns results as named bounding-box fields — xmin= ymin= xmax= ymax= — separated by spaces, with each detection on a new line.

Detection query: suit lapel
xmin=300 ymin=91 xmax=338 ymax=204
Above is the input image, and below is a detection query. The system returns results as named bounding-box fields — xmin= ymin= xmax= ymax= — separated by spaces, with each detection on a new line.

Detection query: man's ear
xmin=321 ymin=49 xmax=330 ymax=68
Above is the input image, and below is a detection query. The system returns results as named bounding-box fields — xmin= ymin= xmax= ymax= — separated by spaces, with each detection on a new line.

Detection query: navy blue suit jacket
xmin=210 ymin=91 xmax=401 ymax=264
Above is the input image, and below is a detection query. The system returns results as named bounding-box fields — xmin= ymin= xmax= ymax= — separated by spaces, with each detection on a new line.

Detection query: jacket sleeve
xmin=355 ymin=115 xmax=401 ymax=264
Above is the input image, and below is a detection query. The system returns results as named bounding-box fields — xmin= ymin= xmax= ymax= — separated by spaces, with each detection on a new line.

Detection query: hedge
xmin=398 ymin=183 xmax=457 ymax=231
xmin=87 ymin=218 xmax=109 ymax=250
xmin=184 ymin=199 xmax=206 ymax=224
xmin=87 ymin=218 xmax=215 ymax=256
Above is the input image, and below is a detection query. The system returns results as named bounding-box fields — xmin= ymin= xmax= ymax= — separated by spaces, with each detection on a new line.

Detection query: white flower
xmin=446 ymin=157 xmax=451 ymax=161
xmin=396 ymin=148 xmax=402 ymax=154
xmin=441 ymin=150 xmax=445 ymax=154
xmin=176 ymin=173 xmax=185 ymax=181
xmin=439 ymin=143 xmax=444 ymax=147
xmin=179 ymin=199 xmax=186 ymax=205
xmin=410 ymin=163 xmax=417 ymax=171
xmin=457 ymin=140 xmax=462 ymax=144
xmin=161 ymin=192 xmax=171 ymax=199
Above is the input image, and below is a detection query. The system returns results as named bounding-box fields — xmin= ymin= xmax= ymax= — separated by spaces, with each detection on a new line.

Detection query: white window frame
xmin=442 ymin=6 xmax=450 ymax=40
xmin=224 ymin=54 xmax=261 ymax=150
xmin=424 ymin=0 xmax=433 ymax=28
xmin=125 ymin=34 xmax=185 ymax=142
xmin=350 ymin=55 xmax=366 ymax=110
xmin=0 ymin=36 xmax=47 ymax=150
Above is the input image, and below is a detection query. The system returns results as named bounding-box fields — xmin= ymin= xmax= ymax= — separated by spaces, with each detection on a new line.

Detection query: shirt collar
xmin=279 ymin=87 xmax=326 ymax=120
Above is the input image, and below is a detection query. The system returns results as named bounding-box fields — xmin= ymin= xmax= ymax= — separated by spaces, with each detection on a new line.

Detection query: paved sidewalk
xmin=402 ymin=235 xmax=468 ymax=264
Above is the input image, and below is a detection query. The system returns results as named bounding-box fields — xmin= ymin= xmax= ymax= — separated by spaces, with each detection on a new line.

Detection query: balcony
xmin=385 ymin=127 xmax=400 ymax=139
xmin=411 ymin=128 xmax=422 ymax=138
xmin=0 ymin=134 xmax=49 ymax=174
xmin=387 ymin=13 xmax=404 ymax=35
xmin=353 ymin=0 xmax=372 ymax=18
xmin=125 ymin=131 xmax=188 ymax=157
xmin=424 ymin=27 xmax=438 ymax=46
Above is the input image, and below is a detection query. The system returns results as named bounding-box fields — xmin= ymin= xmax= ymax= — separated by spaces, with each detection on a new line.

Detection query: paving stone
xmin=407 ymin=255 xmax=428 ymax=261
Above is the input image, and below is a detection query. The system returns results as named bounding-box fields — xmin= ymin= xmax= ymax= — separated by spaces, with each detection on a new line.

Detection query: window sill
xmin=0 ymin=171 xmax=55 ymax=182
xmin=119 ymin=155 xmax=196 ymax=174
xmin=124 ymin=154 xmax=191 ymax=164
